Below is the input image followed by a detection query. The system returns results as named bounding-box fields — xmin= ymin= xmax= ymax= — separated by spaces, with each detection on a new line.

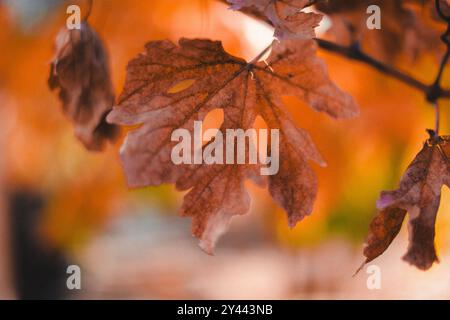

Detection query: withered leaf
xmin=107 ymin=38 xmax=358 ymax=252
xmin=316 ymin=0 xmax=441 ymax=61
xmin=437 ymin=0 xmax=450 ymax=19
xmin=363 ymin=136 xmax=450 ymax=270
xmin=49 ymin=22 xmax=119 ymax=151
xmin=227 ymin=0 xmax=323 ymax=40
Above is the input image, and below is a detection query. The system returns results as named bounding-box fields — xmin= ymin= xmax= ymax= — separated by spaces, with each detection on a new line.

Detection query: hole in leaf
xmin=202 ymin=108 xmax=224 ymax=146
xmin=167 ymin=79 xmax=196 ymax=94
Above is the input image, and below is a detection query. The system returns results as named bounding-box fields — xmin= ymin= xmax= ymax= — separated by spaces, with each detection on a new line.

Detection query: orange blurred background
xmin=0 ymin=0 xmax=450 ymax=299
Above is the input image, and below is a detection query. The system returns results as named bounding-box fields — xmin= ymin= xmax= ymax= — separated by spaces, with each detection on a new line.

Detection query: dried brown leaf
xmin=49 ymin=22 xmax=119 ymax=151
xmin=363 ymin=207 xmax=407 ymax=264
xmin=363 ymin=136 xmax=450 ymax=270
xmin=227 ymin=0 xmax=323 ymax=40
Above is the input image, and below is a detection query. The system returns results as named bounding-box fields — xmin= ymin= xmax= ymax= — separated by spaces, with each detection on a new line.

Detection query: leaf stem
xmin=248 ymin=40 xmax=276 ymax=65
xmin=429 ymin=1 xmax=450 ymax=99
xmin=429 ymin=0 xmax=450 ymax=135
xmin=315 ymin=39 xmax=430 ymax=93
xmin=434 ymin=102 xmax=440 ymax=135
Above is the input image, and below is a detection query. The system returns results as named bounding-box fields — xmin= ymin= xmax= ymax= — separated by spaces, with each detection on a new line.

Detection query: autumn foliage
xmin=2 ymin=0 xmax=448 ymax=271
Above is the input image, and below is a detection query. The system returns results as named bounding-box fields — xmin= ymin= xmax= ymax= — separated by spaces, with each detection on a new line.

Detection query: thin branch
xmin=433 ymin=42 xmax=450 ymax=88
xmin=430 ymin=0 xmax=450 ymax=97
xmin=315 ymin=39 xmax=430 ymax=93
xmin=248 ymin=40 xmax=276 ymax=65
xmin=217 ymin=0 xmax=450 ymax=101
xmin=434 ymin=102 xmax=440 ymax=135
xmin=82 ymin=0 xmax=93 ymax=21
xmin=428 ymin=0 xmax=450 ymax=135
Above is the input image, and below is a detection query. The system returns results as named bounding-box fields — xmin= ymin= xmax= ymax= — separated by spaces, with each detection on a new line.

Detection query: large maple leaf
xmin=107 ymin=38 xmax=358 ymax=252
xmin=363 ymin=135 xmax=450 ymax=270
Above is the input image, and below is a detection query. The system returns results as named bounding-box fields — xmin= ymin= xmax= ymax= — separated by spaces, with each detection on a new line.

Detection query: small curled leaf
xmin=49 ymin=22 xmax=119 ymax=151
xmin=363 ymin=136 xmax=450 ymax=270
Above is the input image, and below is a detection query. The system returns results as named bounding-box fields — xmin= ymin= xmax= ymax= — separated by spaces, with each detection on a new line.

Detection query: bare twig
xmin=434 ymin=102 xmax=440 ymax=135
xmin=429 ymin=0 xmax=450 ymax=135
xmin=315 ymin=39 xmax=430 ymax=93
